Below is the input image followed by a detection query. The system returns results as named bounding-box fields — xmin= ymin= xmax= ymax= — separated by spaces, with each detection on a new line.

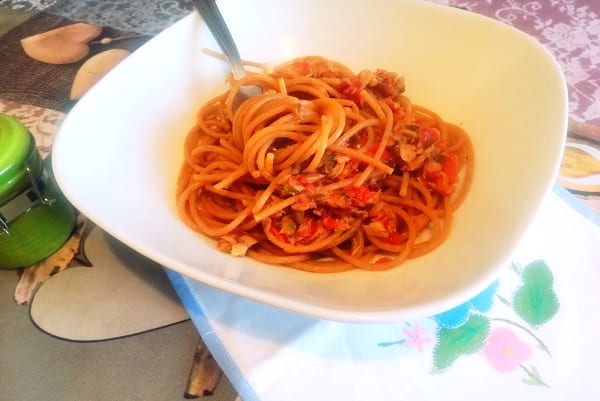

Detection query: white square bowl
xmin=52 ymin=0 xmax=567 ymax=322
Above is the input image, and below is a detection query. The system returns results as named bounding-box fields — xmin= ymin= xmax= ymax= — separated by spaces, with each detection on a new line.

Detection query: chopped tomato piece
xmin=384 ymin=231 xmax=403 ymax=245
xmin=365 ymin=144 xmax=394 ymax=166
xmin=321 ymin=215 xmax=339 ymax=230
xmin=412 ymin=214 xmax=431 ymax=231
xmin=339 ymin=78 xmax=365 ymax=105
xmin=347 ymin=186 xmax=374 ymax=206
xmin=296 ymin=218 xmax=319 ymax=241
xmin=441 ymin=153 xmax=458 ymax=184
xmin=372 ymin=209 xmax=393 ymax=224
xmin=436 ymin=177 xmax=453 ymax=195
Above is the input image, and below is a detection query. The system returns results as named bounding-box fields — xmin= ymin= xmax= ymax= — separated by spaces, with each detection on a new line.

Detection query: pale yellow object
xmin=560 ymin=146 xmax=600 ymax=178
xmin=185 ymin=341 xmax=224 ymax=397
xmin=20 ymin=23 xmax=102 ymax=64
xmin=70 ymin=48 xmax=130 ymax=99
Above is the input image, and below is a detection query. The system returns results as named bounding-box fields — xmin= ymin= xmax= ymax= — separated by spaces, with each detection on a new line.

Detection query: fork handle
xmin=192 ymin=0 xmax=247 ymax=79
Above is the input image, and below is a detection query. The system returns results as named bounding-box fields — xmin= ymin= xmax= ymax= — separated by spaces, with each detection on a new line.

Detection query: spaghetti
xmin=177 ymin=56 xmax=473 ymax=272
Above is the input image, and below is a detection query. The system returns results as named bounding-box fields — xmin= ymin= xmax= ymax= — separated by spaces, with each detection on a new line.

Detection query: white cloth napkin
xmin=167 ymin=186 xmax=600 ymax=401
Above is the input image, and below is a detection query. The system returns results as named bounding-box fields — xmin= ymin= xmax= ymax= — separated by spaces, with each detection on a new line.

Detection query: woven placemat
xmin=0 ymin=11 xmax=151 ymax=112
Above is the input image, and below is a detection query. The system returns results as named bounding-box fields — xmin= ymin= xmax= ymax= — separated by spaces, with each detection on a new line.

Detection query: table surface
xmin=0 ymin=2 xmax=237 ymax=400
xmin=1 ymin=1 xmax=599 ymax=400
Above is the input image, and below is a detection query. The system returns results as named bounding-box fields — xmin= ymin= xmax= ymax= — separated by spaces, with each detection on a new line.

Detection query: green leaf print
xmin=513 ymin=260 xmax=559 ymax=328
xmin=433 ymin=314 xmax=490 ymax=372
xmin=521 ymin=260 xmax=554 ymax=287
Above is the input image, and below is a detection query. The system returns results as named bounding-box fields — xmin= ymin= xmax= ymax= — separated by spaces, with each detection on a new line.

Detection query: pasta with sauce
xmin=176 ymin=56 xmax=473 ymax=272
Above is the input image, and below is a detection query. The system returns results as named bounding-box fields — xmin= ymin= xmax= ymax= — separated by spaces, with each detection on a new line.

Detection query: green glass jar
xmin=0 ymin=114 xmax=76 ymax=269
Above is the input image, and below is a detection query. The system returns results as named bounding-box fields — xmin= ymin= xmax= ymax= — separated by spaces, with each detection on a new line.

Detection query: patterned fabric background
xmin=0 ymin=0 xmax=192 ymax=34
xmin=432 ymin=0 xmax=600 ymax=125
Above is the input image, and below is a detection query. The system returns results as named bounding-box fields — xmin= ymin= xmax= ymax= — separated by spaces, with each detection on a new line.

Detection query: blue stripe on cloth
xmin=165 ymin=268 xmax=261 ymax=401
xmin=553 ymin=183 xmax=600 ymax=226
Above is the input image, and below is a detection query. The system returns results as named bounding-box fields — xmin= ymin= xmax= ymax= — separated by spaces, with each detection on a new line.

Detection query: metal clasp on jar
xmin=0 ymin=156 xmax=54 ymax=236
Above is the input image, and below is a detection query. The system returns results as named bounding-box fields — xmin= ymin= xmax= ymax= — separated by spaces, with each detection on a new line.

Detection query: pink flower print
xmin=403 ymin=323 xmax=432 ymax=352
xmin=482 ymin=327 xmax=532 ymax=372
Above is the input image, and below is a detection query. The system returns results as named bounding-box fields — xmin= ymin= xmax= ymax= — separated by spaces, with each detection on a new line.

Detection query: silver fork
xmin=192 ymin=0 xmax=261 ymax=106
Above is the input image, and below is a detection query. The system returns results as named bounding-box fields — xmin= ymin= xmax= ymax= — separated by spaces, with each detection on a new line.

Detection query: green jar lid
xmin=0 ymin=114 xmax=31 ymax=198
